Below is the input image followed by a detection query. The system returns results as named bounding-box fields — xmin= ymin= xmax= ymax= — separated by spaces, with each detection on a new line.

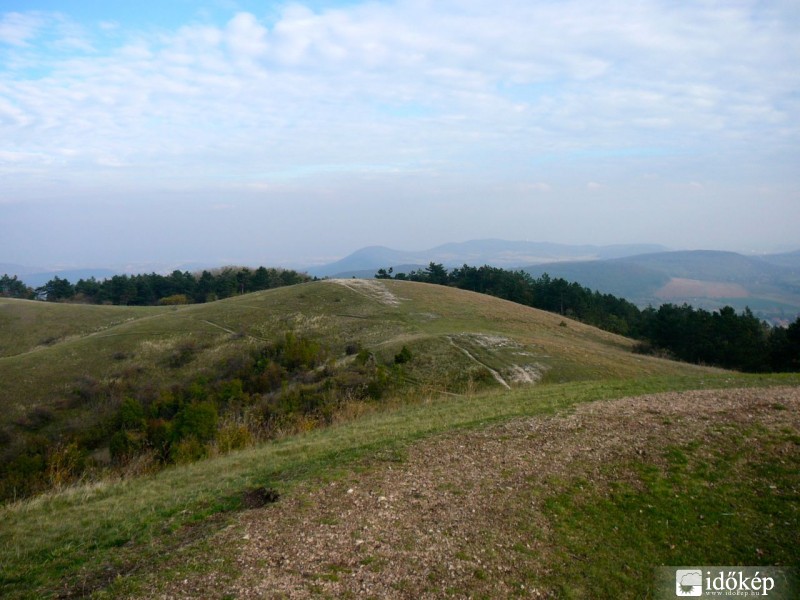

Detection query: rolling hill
xmin=523 ymin=250 xmax=800 ymax=322
xmin=1 ymin=280 xmax=798 ymax=598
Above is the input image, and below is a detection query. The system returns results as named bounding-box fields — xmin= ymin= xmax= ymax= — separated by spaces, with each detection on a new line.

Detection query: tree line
xmin=0 ymin=267 xmax=310 ymax=305
xmin=377 ymin=263 xmax=800 ymax=373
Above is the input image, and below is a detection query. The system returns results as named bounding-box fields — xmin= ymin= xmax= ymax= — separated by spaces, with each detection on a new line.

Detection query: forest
xmin=377 ymin=263 xmax=800 ymax=373
xmin=1 ymin=267 xmax=309 ymax=305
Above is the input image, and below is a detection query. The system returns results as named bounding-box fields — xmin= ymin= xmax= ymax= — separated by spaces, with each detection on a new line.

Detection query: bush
xmin=166 ymin=340 xmax=199 ymax=368
xmin=46 ymin=442 xmax=86 ymax=489
xmin=158 ymin=294 xmax=191 ymax=305
xmin=216 ymin=423 xmax=253 ymax=454
xmin=109 ymin=430 xmax=145 ymax=464
xmin=171 ymin=437 xmax=209 ymax=464
xmin=394 ymin=345 xmax=413 ymax=364
xmin=173 ymin=401 xmax=218 ymax=443
xmin=118 ymin=398 xmax=145 ymax=431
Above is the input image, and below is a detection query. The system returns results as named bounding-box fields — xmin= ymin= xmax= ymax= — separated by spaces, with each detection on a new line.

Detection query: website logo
xmin=675 ymin=569 xmax=703 ymax=597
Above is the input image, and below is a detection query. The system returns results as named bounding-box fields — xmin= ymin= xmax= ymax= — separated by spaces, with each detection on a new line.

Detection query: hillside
xmin=0 ymin=279 xmax=707 ymax=426
xmin=523 ymin=250 xmax=800 ymax=321
xmin=1 ymin=280 xmax=798 ymax=598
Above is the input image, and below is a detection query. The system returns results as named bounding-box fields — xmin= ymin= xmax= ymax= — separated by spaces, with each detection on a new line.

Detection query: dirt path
xmin=152 ymin=386 xmax=800 ymax=599
xmin=447 ymin=335 xmax=511 ymax=389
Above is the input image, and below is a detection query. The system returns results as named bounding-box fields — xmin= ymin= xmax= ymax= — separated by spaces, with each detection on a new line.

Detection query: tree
xmin=40 ymin=276 xmax=75 ymax=302
xmin=0 ymin=274 xmax=33 ymax=299
xmin=424 ymin=262 xmax=449 ymax=285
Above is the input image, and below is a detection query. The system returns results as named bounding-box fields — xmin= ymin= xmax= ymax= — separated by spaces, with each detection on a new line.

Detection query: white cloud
xmin=1 ymin=1 xmax=799 ymax=262
xmin=0 ymin=12 xmax=43 ymax=46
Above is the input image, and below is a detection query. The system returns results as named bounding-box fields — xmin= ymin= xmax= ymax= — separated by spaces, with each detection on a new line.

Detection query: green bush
xmin=394 ymin=345 xmax=413 ymax=364
xmin=118 ymin=398 xmax=145 ymax=431
xmin=109 ymin=430 xmax=145 ymax=464
xmin=173 ymin=401 xmax=218 ymax=444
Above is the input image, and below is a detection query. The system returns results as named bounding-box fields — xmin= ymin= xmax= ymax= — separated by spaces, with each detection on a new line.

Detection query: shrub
xmin=46 ymin=442 xmax=86 ymax=489
xmin=118 ymin=398 xmax=145 ymax=431
xmin=166 ymin=340 xmax=199 ymax=368
xmin=171 ymin=437 xmax=208 ymax=464
xmin=15 ymin=405 xmax=54 ymax=431
xmin=109 ymin=430 xmax=145 ymax=464
xmin=356 ymin=348 xmax=374 ymax=365
xmin=216 ymin=423 xmax=253 ymax=454
xmin=173 ymin=401 xmax=218 ymax=443
xmin=394 ymin=345 xmax=413 ymax=364
xmin=158 ymin=294 xmax=191 ymax=305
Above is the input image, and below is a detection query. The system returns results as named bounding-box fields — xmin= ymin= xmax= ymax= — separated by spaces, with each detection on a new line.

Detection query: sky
xmin=1 ymin=0 xmax=799 ymax=270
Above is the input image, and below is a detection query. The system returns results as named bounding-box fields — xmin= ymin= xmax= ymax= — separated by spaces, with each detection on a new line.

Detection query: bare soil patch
xmin=655 ymin=277 xmax=750 ymax=299
xmin=328 ymin=279 xmax=402 ymax=307
xmin=150 ymin=387 xmax=800 ymax=599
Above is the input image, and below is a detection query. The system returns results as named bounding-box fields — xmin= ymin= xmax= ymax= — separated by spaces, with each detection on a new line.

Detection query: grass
xmin=538 ymin=425 xmax=799 ymax=598
xmin=2 ymin=372 xmax=799 ymax=598
xmin=0 ymin=298 xmax=170 ymax=359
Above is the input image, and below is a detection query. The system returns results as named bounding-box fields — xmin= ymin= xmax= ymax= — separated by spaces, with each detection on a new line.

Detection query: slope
xmin=0 ymin=279 xmax=709 ymax=426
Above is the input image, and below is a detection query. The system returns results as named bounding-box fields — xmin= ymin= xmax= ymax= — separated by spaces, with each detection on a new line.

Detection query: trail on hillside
xmin=447 ymin=335 xmax=511 ymax=389
xmin=145 ymin=387 xmax=800 ymax=599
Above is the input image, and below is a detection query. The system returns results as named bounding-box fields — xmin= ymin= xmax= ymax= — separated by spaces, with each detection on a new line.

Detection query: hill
xmin=523 ymin=250 xmax=800 ymax=322
xmin=0 ymin=279 xmax=704 ymax=428
xmin=1 ymin=280 xmax=798 ymax=598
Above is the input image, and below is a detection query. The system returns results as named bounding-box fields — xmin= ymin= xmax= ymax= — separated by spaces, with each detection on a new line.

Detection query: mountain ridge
xmin=307 ymin=239 xmax=670 ymax=277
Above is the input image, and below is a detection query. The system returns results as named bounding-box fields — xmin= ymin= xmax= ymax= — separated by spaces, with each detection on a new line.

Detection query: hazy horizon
xmin=2 ymin=1 xmax=799 ymax=269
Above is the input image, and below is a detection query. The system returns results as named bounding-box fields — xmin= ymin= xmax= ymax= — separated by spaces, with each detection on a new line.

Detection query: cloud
xmin=1 ymin=1 xmax=799 ymax=262
xmin=0 ymin=12 xmax=43 ymax=46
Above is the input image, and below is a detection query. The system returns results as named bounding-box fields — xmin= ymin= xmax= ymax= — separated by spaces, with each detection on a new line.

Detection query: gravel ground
xmin=152 ymin=386 xmax=800 ymax=599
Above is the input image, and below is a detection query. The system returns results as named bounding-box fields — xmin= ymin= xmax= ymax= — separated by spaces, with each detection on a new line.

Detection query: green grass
xmin=1 ymin=372 xmax=798 ymax=599
xmin=0 ymin=298 xmax=170 ymax=358
xmin=538 ymin=424 xmax=799 ymax=598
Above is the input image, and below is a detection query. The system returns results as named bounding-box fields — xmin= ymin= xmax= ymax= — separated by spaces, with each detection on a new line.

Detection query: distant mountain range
xmin=306 ymin=240 xmax=669 ymax=278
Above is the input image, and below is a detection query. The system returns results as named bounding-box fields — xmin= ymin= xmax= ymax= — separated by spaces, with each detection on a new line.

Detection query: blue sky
xmin=1 ymin=1 xmax=799 ymax=269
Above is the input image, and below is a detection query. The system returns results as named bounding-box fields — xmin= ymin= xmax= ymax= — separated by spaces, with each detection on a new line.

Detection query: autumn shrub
xmin=215 ymin=422 xmax=253 ymax=454
xmin=171 ymin=437 xmax=209 ymax=464
xmin=46 ymin=442 xmax=86 ymax=489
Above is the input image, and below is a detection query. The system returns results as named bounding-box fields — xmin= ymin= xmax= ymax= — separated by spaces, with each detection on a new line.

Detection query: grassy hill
xmin=1 ymin=280 xmax=798 ymax=598
xmin=0 ymin=279 xmax=704 ymax=425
